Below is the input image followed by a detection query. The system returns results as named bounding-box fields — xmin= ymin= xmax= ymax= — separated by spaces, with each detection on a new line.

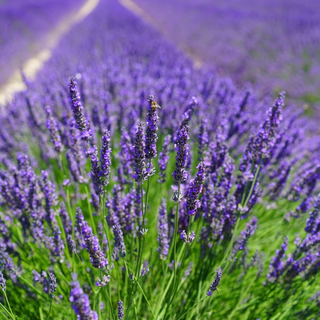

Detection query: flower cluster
xmin=81 ymin=220 xmax=108 ymax=269
xmin=70 ymin=281 xmax=98 ymax=320
xmin=173 ymin=125 xmax=189 ymax=183
xmin=68 ymin=77 xmax=92 ymax=142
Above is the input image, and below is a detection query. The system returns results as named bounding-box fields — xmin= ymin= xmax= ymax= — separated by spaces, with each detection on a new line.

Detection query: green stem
xmin=176 ymin=296 xmax=208 ymax=320
xmin=172 ymin=183 xmax=181 ymax=299
xmin=39 ymin=307 xmax=44 ymax=320
xmin=155 ymin=243 xmax=186 ymax=318
xmin=243 ymin=161 xmax=262 ymax=209
xmin=105 ymin=288 xmax=115 ymax=320
xmin=222 ymin=161 xmax=262 ymax=271
xmin=137 ymin=168 xmax=151 ymax=282
xmin=221 ymin=218 xmax=240 ymax=271
xmin=0 ymin=302 xmax=11 ymax=320
xmin=135 ymin=181 xmax=144 ymax=279
xmin=3 ymin=291 xmax=14 ymax=320
xmin=136 ymin=281 xmax=156 ymax=320
xmin=19 ymin=276 xmax=43 ymax=296
xmin=46 ymin=298 xmax=53 ymax=320
xmin=85 ymin=185 xmax=97 ymax=235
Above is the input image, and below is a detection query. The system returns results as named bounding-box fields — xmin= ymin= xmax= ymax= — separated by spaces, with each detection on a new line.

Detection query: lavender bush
xmin=0 ymin=0 xmax=319 ymax=319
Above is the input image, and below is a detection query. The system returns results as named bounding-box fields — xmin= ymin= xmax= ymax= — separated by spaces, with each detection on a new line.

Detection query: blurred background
xmin=0 ymin=0 xmax=85 ymax=88
xmin=1 ymin=0 xmax=320 ymax=104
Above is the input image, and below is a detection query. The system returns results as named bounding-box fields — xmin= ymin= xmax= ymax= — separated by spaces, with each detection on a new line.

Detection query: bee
xmin=151 ymin=100 xmax=161 ymax=111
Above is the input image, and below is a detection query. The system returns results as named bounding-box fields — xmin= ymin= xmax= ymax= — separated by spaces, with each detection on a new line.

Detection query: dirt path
xmin=0 ymin=0 xmax=100 ymax=105
xmin=118 ymin=0 xmax=202 ymax=69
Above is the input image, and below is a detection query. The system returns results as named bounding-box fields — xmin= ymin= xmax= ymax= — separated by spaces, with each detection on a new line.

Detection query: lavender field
xmin=0 ymin=0 xmax=320 ymax=319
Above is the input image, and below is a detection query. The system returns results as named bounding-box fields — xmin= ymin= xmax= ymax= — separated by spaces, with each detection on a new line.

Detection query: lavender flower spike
xmin=267 ymin=236 xmax=288 ymax=283
xmin=67 ymin=234 xmax=76 ymax=253
xmin=133 ymin=123 xmax=147 ymax=182
xmin=68 ymin=77 xmax=92 ymax=142
xmin=100 ymin=129 xmax=112 ymax=187
xmin=186 ymin=162 xmax=205 ymax=216
xmin=90 ymin=146 xmax=103 ymax=195
xmin=180 ymin=230 xmax=196 ymax=243
xmin=45 ymin=106 xmax=63 ymax=153
xmin=0 ymin=271 xmax=6 ymax=291
xmin=49 ymin=272 xmax=57 ymax=298
xmin=157 ymin=199 xmax=169 ymax=260
xmin=81 ymin=220 xmax=108 ymax=269
xmin=207 ymin=267 xmax=222 ymax=296
xmin=145 ymin=95 xmax=160 ymax=159
xmin=70 ymin=281 xmax=98 ymax=320
xmin=113 ymin=224 xmax=126 ymax=258
xmin=173 ymin=125 xmax=190 ymax=183
xmin=118 ymin=300 xmax=124 ymax=320
xmin=96 ymin=275 xmax=110 ymax=287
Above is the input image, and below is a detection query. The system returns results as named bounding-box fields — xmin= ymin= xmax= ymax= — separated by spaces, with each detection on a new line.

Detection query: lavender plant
xmin=0 ymin=0 xmax=320 ymax=319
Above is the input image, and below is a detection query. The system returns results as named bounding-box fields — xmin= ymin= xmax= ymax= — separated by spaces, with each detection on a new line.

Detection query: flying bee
xmin=151 ymin=100 xmax=161 ymax=111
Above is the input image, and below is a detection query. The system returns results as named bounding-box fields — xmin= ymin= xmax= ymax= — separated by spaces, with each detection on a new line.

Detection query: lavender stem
xmin=176 ymin=296 xmax=208 ymax=320
xmin=46 ymin=298 xmax=53 ymax=320
xmin=85 ymin=184 xmax=97 ymax=235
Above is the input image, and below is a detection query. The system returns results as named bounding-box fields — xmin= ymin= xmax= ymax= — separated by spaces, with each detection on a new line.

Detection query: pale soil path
xmin=0 ymin=0 xmax=100 ymax=105
xmin=118 ymin=0 xmax=202 ymax=69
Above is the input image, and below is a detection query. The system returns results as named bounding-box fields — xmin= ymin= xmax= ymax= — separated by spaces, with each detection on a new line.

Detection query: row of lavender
xmin=0 ymin=0 xmax=320 ymax=318
xmin=135 ymin=0 xmax=320 ymax=100
xmin=0 ymin=0 xmax=85 ymax=86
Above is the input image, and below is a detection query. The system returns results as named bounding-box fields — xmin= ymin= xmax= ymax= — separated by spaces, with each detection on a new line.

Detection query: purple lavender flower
xmin=68 ymin=118 xmax=85 ymax=174
xmin=253 ymin=92 xmax=285 ymax=160
xmin=267 ymin=236 xmax=288 ymax=283
xmin=141 ymin=266 xmax=149 ymax=277
xmin=52 ymin=227 xmax=65 ymax=262
xmin=186 ymin=162 xmax=205 ymax=216
xmin=96 ymin=275 xmax=110 ymax=287
xmin=90 ymin=146 xmax=103 ymax=195
xmin=157 ymin=199 xmax=169 ymax=260
xmin=113 ymin=224 xmax=126 ymax=259
xmin=81 ymin=221 xmax=108 ymax=269
xmin=268 ymin=160 xmax=294 ymax=200
xmin=32 ymin=270 xmax=43 ymax=283
xmin=183 ymin=262 xmax=193 ymax=281
xmin=119 ymin=129 xmax=133 ymax=180
xmin=133 ymin=123 xmax=147 ymax=182
xmin=67 ymin=235 xmax=76 ymax=253
xmin=48 ymin=272 xmax=57 ymax=298
xmin=100 ymin=129 xmax=112 ymax=187
xmin=60 ymin=203 xmax=72 ymax=234
xmin=66 ymin=150 xmax=84 ymax=183
xmin=235 ymin=217 xmax=258 ymax=254
xmin=180 ymin=230 xmax=195 ymax=243
xmin=134 ymin=184 xmax=143 ymax=227
xmin=145 ymin=95 xmax=160 ymax=159
xmin=118 ymin=300 xmax=124 ymax=320
xmin=305 ymin=195 xmax=320 ymax=234
xmin=173 ymin=125 xmax=189 ymax=183
xmin=70 ymin=281 xmax=98 ymax=320
xmin=76 ymin=207 xmax=85 ymax=233
xmin=68 ymin=77 xmax=92 ymax=142
xmin=287 ymin=165 xmax=320 ymax=213
xmin=33 ymin=270 xmax=57 ymax=298
xmin=207 ymin=267 xmax=222 ymax=296
xmin=41 ymin=170 xmax=57 ymax=226
xmin=0 ymin=271 xmax=5 ymax=291
xmin=158 ymin=134 xmax=171 ymax=184
xmin=45 ymin=106 xmax=63 ymax=153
